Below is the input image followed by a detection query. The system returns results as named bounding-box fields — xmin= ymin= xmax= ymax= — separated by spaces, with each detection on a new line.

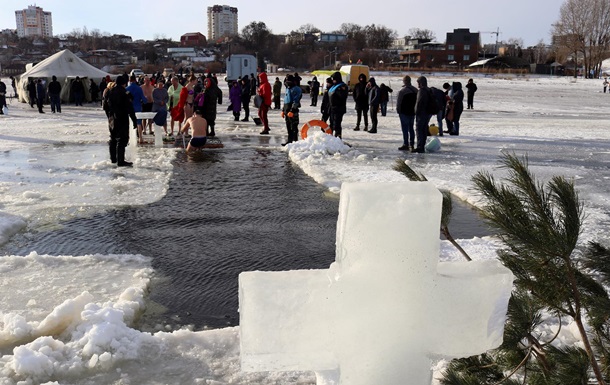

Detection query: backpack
xmin=426 ymin=88 xmax=438 ymax=114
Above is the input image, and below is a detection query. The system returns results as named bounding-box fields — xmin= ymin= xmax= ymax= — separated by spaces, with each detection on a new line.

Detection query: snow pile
xmin=0 ymin=213 xmax=27 ymax=246
xmin=0 ymin=253 xmax=153 ymax=384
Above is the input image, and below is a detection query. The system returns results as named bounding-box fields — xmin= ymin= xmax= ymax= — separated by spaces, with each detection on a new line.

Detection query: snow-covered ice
xmin=0 ymin=73 xmax=608 ymax=384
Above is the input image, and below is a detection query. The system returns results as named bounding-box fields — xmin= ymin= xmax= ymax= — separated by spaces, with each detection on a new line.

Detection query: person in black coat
xmin=36 ymin=79 xmax=46 ymax=113
xmin=309 ymin=76 xmax=320 ymax=106
xmin=378 ymin=83 xmax=393 ymax=116
xmin=328 ymin=72 xmax=348 ymax=139
xmin=465 ymin=78 xmax=477 ymax=109
xmin=27 ymin=80 xmax=37 ymax=108
xmin=201 ymin=78 xmax=222 ymax=137
xmin=104 ymin=76 xmax=137 ymax=167
xmin=352 ymin=73 xmax=369 ymax=130
xmin=47 ymin=75 xmax=62 ymax=113
xmin=89 ymin=79 xmax=99 ymax=103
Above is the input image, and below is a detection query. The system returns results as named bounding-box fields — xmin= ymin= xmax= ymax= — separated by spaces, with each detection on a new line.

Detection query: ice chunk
xmin=239 ymin=182 xmax=514 ymax=385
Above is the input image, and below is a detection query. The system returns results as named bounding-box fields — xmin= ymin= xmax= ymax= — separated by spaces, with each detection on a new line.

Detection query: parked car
xmin=129 ymin=68 xmax=144 ymax=78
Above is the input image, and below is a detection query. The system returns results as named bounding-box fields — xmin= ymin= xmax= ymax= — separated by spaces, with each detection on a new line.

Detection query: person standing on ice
xmin=257 ymin=72 xmax=272 ymax=135
xmin=378 ymin=82 xmax=393 ymax=116
xmin=272 ymin=77 xmax=282 ymax=110
xmin=105 ymin=75 xmax=137 ymax=167
xmin=71 ymin=77 xmax=85 ymax=106
xmin=36 ymin=79 xmax=46 ymax=114
xmin=281 ymin=74 xmax=302 ymax=146
xmin=446 ymin=81 xmax=464 ymax=135
xmin=47 ymin=75 xmax=62 ymax=113
xmin=309 ymin=76 xmax=320 ymax=106
xmin=413 ymin=76 xmax=432 ymax=153
xmin=240 ymin=76 xmax=251 ymax=121
xmin=396 ymin=75 xmax=418 ymax=151
xmin=352 ymin=73 xmax=369 ymax=131
xmin=328 ymin=71 xmax=348 ymax=139
xmin=27 ymin=79 xmax=37 ymax=108
xmin=366 ymin=77 xmax=380 ymax=134
xmin=465 ymin=78 xmax=477 ymax=109
xmin=229 ymin=80 xmax=242 ymax=121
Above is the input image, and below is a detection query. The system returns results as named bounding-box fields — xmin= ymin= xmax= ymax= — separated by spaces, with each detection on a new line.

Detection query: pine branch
xmin=393 ymin=159 xmax=427 ymax=181
xmin=393 ymin=159 xmax=473 ymax=262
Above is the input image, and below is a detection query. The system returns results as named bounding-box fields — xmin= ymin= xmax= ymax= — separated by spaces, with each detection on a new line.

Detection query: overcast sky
xmin=2 ymin=0 xmax=562 ymax=47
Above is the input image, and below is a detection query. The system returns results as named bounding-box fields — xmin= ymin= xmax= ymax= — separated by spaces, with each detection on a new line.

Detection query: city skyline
xmin=1 ymin=0 xmax=561 ymax=47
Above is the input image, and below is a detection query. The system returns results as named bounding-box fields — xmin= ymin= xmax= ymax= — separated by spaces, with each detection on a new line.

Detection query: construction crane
xmin=479 ymin=28 xmax=501 ymax=55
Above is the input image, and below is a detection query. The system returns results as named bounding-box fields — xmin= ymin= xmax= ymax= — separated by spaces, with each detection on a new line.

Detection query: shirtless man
xmin=180 ymin=109 xmax=208 ymax=152
xmin=141 ymin=76 xmax=155 ymax=133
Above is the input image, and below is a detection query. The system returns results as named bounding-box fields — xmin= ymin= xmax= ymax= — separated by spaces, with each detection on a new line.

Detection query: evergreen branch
xmin=393 ymin=159 xmax=427 ymax=181
xmin=492 ymin=347 xmax=533 ymax=385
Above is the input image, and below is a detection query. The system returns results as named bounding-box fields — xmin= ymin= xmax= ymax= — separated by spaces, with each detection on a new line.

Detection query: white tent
xmin=17 ymin=49 xmax=111 ymax=104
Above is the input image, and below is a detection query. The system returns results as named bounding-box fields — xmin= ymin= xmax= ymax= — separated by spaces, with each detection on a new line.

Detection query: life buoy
xmin=300 ymin=119 xmax=332 ymax=139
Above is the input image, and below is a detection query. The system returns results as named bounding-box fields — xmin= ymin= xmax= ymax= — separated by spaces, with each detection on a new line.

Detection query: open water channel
xmin=1 ymin=137 xmax=492 ymax=331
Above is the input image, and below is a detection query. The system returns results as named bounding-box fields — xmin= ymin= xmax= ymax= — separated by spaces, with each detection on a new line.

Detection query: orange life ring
xmin=300 ymin=119 xmax=332 ymax=139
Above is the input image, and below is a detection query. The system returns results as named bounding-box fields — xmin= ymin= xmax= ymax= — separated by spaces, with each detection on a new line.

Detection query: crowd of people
xmin=5 ymin=68 xmax=479 ymax=163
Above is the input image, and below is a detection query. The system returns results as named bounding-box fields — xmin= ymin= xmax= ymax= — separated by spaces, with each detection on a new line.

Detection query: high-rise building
xmin=15 ymin=5 xmax=53 ymax=38
xmin=207 ymin=5 xmax=238 ymax=42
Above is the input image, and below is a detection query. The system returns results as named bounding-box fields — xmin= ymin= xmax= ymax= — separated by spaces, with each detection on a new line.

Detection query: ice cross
xmin=239 ymin=182 xmax=514 ymax=385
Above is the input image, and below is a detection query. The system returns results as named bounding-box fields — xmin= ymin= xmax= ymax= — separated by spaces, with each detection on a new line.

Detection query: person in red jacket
xmin=257 ymin=72 xmax=272 ymax=134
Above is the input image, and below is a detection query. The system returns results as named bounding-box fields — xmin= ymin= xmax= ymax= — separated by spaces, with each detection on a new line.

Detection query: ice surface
xmin=1 ymin=73 xmax=608 ymax=384
xmin=239 ymin=182 xmax=514 ymax=384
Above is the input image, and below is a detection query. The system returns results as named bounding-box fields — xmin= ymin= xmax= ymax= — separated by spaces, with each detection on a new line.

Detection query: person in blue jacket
xmin=281 ymin=74 xmax=302 ymax=146
xmin=126 ymin=75 xmax=148 ymax=143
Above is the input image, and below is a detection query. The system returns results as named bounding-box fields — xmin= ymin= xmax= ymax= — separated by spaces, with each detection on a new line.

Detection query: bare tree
xmin=553 ymin=0 xmax=610 ymax=77
xmin=364 ymin=24 xmax=397 ymax=49
xmin=339 ymin=23 xmax=367 ymax=50
xmin=296 ymin=24 xmax=321 ymax=34
xmin=408 ymin=28 xmax=436 ymax=41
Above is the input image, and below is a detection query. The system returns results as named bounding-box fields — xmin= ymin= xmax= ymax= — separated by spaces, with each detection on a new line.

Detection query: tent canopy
xmin=16 ymin=49 xmax=111 ymax=104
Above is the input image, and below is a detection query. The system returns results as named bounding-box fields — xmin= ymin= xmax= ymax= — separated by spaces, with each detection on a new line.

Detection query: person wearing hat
xmin=328 ymin=72 xmax=348 ymax=138
xmin=105 ymin=75 xmax=137 ymax=167
xmin=281 ymin=74 xmax=302 ymax=145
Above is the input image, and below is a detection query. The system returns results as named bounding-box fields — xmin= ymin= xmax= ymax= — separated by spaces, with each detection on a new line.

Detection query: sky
xmin=1 ymin=0 xmax=562 ymax=47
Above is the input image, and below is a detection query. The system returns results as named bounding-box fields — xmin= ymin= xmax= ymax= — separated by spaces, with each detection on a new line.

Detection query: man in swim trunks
xmin=180 ymin=109 xmax=208 ymax=152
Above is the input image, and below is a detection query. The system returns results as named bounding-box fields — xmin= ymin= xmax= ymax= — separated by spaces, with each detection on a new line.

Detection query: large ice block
xmin=239 ymin=182 xmax=514 ymax=385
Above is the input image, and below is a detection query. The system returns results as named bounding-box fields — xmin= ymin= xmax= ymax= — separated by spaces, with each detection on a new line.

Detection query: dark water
xmin=1 ymin=138 xmax=492 ymax=330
